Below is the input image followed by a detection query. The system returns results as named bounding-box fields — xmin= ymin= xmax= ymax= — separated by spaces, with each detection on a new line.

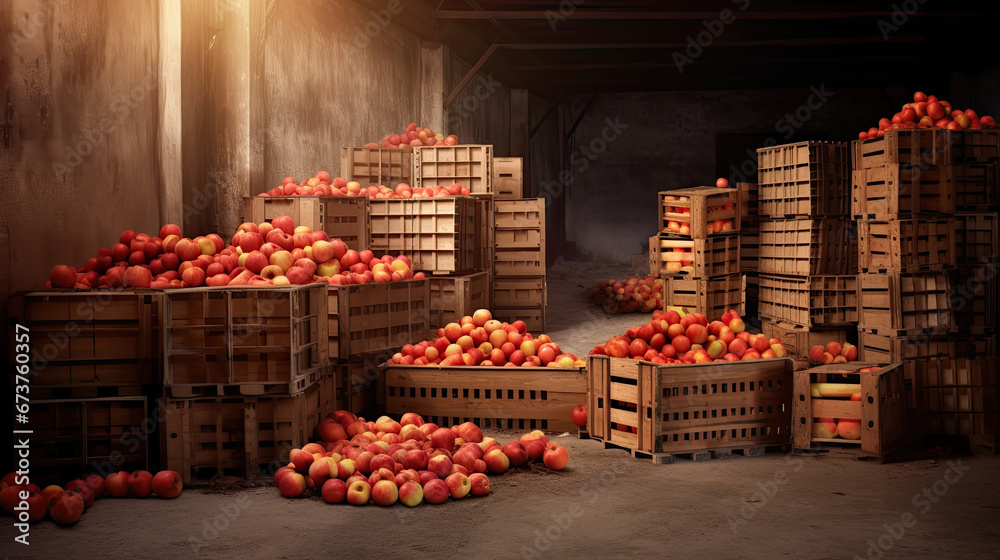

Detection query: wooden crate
xmin=758 ymin=274 xmax=858 ymax=328
xmin=7 ymin=291 xmax=160 ymax=389
xmin=329 ymin=360 xmax=379 ymax=417
xmin=368 ymin=197 xmax=486 ymax=274
xmin=491 ymin=306 xmax=544 ymax=333
xmin=493 ymin=157 xmax=523 ymax=199
xmin=857 ymin=218 xmax=956 ymax=272
xmin=851 ymin=165 xmax=956 ymax=219
xmin=738 ymin=182 xmax=759 ymax=227
xmin=955 ymin=212 xmax=999 ymax=263
xmin=328 ymin=278 xmax=431 ymax=360
xmin=852 ymin=129 xmax=953 ymax=170
xmin=759 ymin=218 xmax=858 ymax=276
xmin=341 ymin=146 xmax=412 ymax=188
xmin=857 ymin=272 xmax=952 ymax=335
xmin=762 ymin=321 xmax=849 ymax=361
xmin=412 ymin=145 xmax=492 ymax=195
xmin=952 ymin=264 xmax=998 ymax=333
xmin=955 ymin=161 xmax=998 ymax=210
xmin=30 ymin=396 xmax=149 ymax=485
xmin=911 ymin=358 xmax=998 ymax=453
xmin=792 ymin=362 xmax=907 ymax=461
xmin=382 ymin=362 xmax=587 ymax=432
xmin=587 ymin=355 xmax=792 ymax=460
xmin=493 ymin=276 xmax=545 ymax=309
xmin=955 ymin=130 xmax=1000 ymax=163
xmin=242 ymin=196 xmax=369 ymax=250
xmin=494 ymin=198 xmax=544 ymax=229
xmin=649 ymin=233 xmax=740 ymax=277
xmin=740 ymin=231 xmax=759 ymax=273
xmin=494 ymin=249 xmax=544 ymax=277
xmin=663 ymin=274 xmax=744 ymax=318
xmin=164 ymin=379 xmax=329 ymax=483
xmin=857 ymin=329 xmax=954 ymax=362
xmin=162 ymin=284 xmax=328 ymax=397
xmin=428 ymin=272 xmax=491 ymax=328
xmin=658 ymin=186 xmax=741 ymax=239
xmin=756 ymin=141 xmax=850 ymax=217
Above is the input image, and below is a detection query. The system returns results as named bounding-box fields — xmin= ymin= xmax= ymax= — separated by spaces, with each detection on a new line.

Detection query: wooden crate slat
xmin=493 ymin=157 xmax=523 ymax=199
xmin=341 ymin=146 xmax=412 ymax=188
xmin=759 ymin=218 xmax=858 ymax=276
xmin=649 ymin=233 xmax=740 ymax=278
xmin=857 ymin=271 xmax=953 ymax=334
xmin=427 ymin=272 xmax=491 ymax=327
xmin=761 ymin=321 xmax=849 ymax=361
xmin=857 ymin=218 xmax=956 ymax=272
xmin=662 ymin=274 xmax=744 ymax=318
xmin=851 ymin=164 xmax=956 ymax=219
xmin=757 ymin=141 xmax=851 ymax=217
xmin=412 ymin=145 xmax=492 ymax=195
xmin=758 ymin=274 xmax=858 ymax=328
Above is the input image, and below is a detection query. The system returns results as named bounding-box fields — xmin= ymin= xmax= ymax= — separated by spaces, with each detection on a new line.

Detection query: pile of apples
xmin=592 ymin=276 xmax=664 ymax=314
xmin=46 ymin=215 xmax=421 ymax=290
xmin=808 ymin=341 xmax=858 ymax=364
xmin=257 ymin=171 xmax=472 ymax=199
xmin=662 ymin=195 xmax=736 ymax=236
xmin=590 ymin=309 xmax=789 ymax=365
xmin=275 ymin=411 xmax=569 ymax=506
xmin=366 ymin=122 xmax=459 ymax=148
xmin=0 ymin=470 xmax=182 ymax=527
xmin=387 ymin=309 xmax=586 ymax=368
xmin=858 ymin=91 xmax=998 ymax=139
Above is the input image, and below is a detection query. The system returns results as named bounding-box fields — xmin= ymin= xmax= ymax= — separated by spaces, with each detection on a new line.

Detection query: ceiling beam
xmin=444 ymin=43 xmax=499 ymax=109
xmin=435 ymin=10 xmax=974 ymax=20
xmin=496 ymin=36 xmax=925 ymax=49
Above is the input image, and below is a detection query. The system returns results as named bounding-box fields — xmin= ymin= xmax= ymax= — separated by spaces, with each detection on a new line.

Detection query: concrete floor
xmin=3 ymin=261 xmax=999 ymax=559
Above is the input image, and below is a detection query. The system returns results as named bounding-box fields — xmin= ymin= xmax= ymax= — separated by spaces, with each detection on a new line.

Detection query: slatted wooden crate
xmin=851 ymin=165 xmax=955 ymax=219
xmin=955 ymin=130 xmax=1000 ymax=163
xmin=493 ymin=276 xmax=545 ymax=309
xmin=427 ymin=272 xmax=491 ymax=328
xmin=329 ymin=360 xmax=379 ymax=417
xmin=955 ymin=213 xmax=999 ymax=263
xmin=658 ymin=186 xmax=740 ymax=239
xmin=163 ymin=376 xmax=332 ymax=483
xmin=491 ymin=306 xmax=545 ymax=333
xmin=495 ymin=198 xmax=544 ymax=229
xmin=328 ymin=278 xmax=431 ymax=360
xmin=663 ymin=274 xmax=744 ymax=318
xmin=162 ymin=284 xmax=328 ymax=397
xmin=857 ymin=218 xmax=956 ymax=272
xmin=759 ymin=218 xmax=858 ymax=276
xmin=857 ymin=272 xmax=952 ymax=335
xmin=30 ymin=396 xmax=149 ymax=485
xmin=857 ymin=329 xmax=954 ymax=362
xmin=738 ymin=182 xmax=759 ymax=227
xmin=761 ymin=321 xmax=849 ymax=361
xmin=910 ymin=357 xmax=998 ymax=454
xmin=493 ymin=157 xmax=524 ymax=199
xmin=955 ymin=161 xmax=998 ymax=210
xmin=341 ymin=146 xmax=412 ymax=188
xmin=368 ymin=197 xmax=486 ymax=274
xmin=494 ymin=249 xmax=545 ymax=277
xmin=792 ymin=362 xmax=907 ymax=461
xmin=242 ymin=196 xmax=369 ymax=250
xmin=382 ymin=362 xmax=586 ymax=432
xmin=758 ymin=274 xmax=857 ymax=328
xmin=587 ymin=355 xmax=792 ymax=462
xmin=952 ymin=263 xmax=998 ymax=333
xmin=412 ymin=145 xmax=492 ymax=195
xmin=649 ymin=233 xmax=740 ymax=277
xmin=852 ymin=129 xmax=953 ymax=170
xmin=494 ymin=198 xmax=545 ymax=262
xmin=7 ymin=291 xmax=161 ymax=389
xmin=757 ymin=141 xmax=850 ymax=217
xmin=740 ymin=232 xmax=760 ymax=274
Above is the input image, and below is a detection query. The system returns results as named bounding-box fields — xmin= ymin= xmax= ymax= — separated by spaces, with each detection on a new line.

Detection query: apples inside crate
xmin=412 ymin=145 xmax=492 ymax=194
xmin=663 ymin=274 xmax=744 ymax=318
xmin=381 ymin=362 xmax=586 ymax=432
xmin=164 ymin=377 xmax=331 ymax=483
xmin=649 ymin=233 xmax=740 ymax=277
xmin=242 ymin=196 xmax=369 ymax=251
xmin=162 ymin=284 xmax=328 ymax=397
xmin=368 ymin=197 xmax=486 ymax=274
xmin=955 ymin=213 xmax=999 ymax=263
xmin=759 ymin=218 xmax=858 ymax=276
xmin=857 ymin=272 xmax=952 ymax=335
xmin=758 ymin=274 xmax=858 ymax=328
xmin=851 ymin=165 xmax=956 ymax=219
xmin=955 ymin=162 xmax=998 ymax=210
xmin=658 ymin=186 xmax=740 ymax=239
xmin=852 ymin=129 xmax=953 ymax=170
xmin=587 ymin=355 xmax=792 ymax=460
xmin=7 ymin=291 xmax=161 ymax=389
xmin=756 ymin=141 xmax=850 ymax=217
xmin=31 ymin=396 xmax=149 ymax=484
xmin=340 ymin=146 xmax=412 ymax=188
xmin=792 ymin=362 xmax=907 ymax=461
xmin=428 ymin=272 xmax=491 ymax=328
xmin=857 ymin=218 xmax=956 ymax=272
xmin=328 ymin=278 xmax=431 ymax=360
xmin=493 ymin=157 xmax=524 ymax=199
xmin=762 ymin=321 xmax=848 ymax=361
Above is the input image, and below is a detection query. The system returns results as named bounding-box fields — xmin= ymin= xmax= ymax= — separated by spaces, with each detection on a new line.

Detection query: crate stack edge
xmin=493 ymin=198 xmax=546 ymax=332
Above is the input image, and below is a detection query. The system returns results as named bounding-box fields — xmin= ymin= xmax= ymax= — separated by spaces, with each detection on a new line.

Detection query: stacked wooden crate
xmin=242 ymin=196 xmax=370 ymax=250
xmin=493 ymin=157 xmax=524 ymax=199
xmin=493 ymin=198 xmax=546 ymax=331
xmin=651 ymin=186 xmax=744 ymax=317
xmin=756 ymin=141 xmax=857 ymax=359
xmin=739 ymin=182 xmax=760 ymax=326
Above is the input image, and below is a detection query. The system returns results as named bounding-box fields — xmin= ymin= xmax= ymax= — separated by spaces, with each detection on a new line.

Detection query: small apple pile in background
xmin=590 ymin=309 xmax=789 ymax=364
xmin=388 ymin=309 xmax=585 ymax=368
xmin=858 ymin=91 xmax=998 ymax=139
xmin=274 ymin=411 xmax=569 ymax=506
xmin=366 ymin=122 xmax=459 ymax=148
xmin=808 ymin=341 xmax=858 ymax=364
xmin=257 ymin=170 xmax=473 ymax=199
xmin=46 ymin=215 xmax=421 ymax=290
xmin=592 ymin=276 xmax=664 ymax=314
xmin=0 ymin=470 xmax=183 ymax=527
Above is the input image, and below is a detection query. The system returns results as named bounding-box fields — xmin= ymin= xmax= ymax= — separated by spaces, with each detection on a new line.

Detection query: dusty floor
xmin=3 ymin=260 xmax=999 ymax=559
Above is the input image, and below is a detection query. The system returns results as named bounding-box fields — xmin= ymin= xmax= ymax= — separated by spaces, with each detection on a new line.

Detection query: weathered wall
xmin=0 ymin=0 xmax=163 ymax=297
xmin=446 ymin=53 xmax=511 ymax=154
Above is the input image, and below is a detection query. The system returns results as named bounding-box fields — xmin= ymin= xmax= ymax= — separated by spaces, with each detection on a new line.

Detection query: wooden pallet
xmin=368 ymin=197 xmax=488 ymax=273
xmin=758 ymin=274 xmax=858 ymax=328
xmin=955 ymin=212 xmax=999 ymax=263
xmin=857 ymin=271 xmax=953 ymax=335
xmin=242 ymin=196 xmax=370 ymax=251
xmin=658 ymin=186 xmax=741 ymax=239
xmin=340 ymin=146 xmax=412 ymax=188
xmin=758 ymin=218 xmax=858 ymax=276
xmin=328 ymin=278 xmax=431 ymax=360
xmin=493 ymin=157 xmax=524 ymax=199
xmin=757 ymin=141 xmax=851 ymax=217
xmin=851 ymin=164 xmax=956 ymax=219
xmin=428 ymin=271 xmax=491 ymax=328
xmin=599 ymin=438 xmax=790 ymax=464
xmin=412 ymin=145 xmax=493 ymax=195
xmin=857 ymin=218 xmax=956 ymax=272
xmin=649 ymin=233 xmax=741 ymax=278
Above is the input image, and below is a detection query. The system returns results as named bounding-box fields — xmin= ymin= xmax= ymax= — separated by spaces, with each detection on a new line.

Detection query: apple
xmin=422 ymin=478 xmax=449 ymax=504
xmin=398 ymin=480 xmax=424 ymax=507
xmin=40 ymin=485 xmax=63 ymax=502
xmin=542 ymin=443 xmax=569 ymax=470
xmin=128 ymin=470 xmax=154 ymax=498
xmin=812 ymin=418 xmax=838 ymax=438
xmin=430 ymin=427 xmax=456 ymax=450
xmin=427 ymin=455 xmax=453 ymax=479
xmin=49 ymin=265 xmax=78 ymax=288
xmin=47 ymin=491 xmax=85 ymax=525
xmin=522 ymin=439 xmax=546 ymax=462
xmin=321 ymin=478 xmax=348 ymax=503
xmin=502 ymin=442 xmax=529 ymax=467
xmin=445 ymin=472 xmax=471 ymax=499
xmin=369 ymin=479 xmax=399 ymax=506
xmin=278 ymin=472 xmax=307 ymax=498
xmin=809 ymin=345 xmax=825 ymax=362
xmin=483 ymin=448 xmax=510 ymax=474
xmin=64 ymin=480 xmax=95 ymax=509
xmin=18 ymin=490 xmax=47 ymax=522
xmin=105 ymin=471 xmax=130 ymax=497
